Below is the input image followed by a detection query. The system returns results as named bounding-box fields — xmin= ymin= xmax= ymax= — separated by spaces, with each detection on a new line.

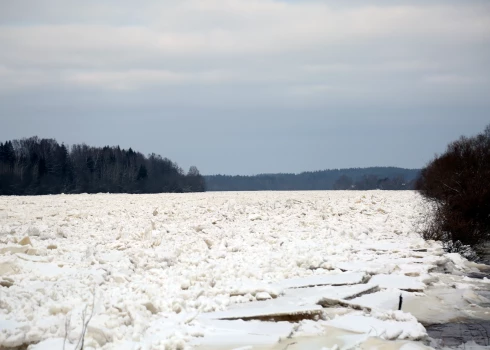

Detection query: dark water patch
xmin=477 ymin=243 xmax=490 ymax=265
xmin=427 ymin=322 xmax=490 ymax=347
xmin=466 ymin=271 xmax=490 ymax=280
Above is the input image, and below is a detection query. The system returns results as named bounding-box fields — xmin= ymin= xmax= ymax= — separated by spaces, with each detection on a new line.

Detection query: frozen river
xmin=1 ymin=191 xmax=489 ymax=349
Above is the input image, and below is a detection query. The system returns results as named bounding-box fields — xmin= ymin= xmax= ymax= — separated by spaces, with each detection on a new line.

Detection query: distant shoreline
xmin=205 ymin=167 xmax=420 ymax=191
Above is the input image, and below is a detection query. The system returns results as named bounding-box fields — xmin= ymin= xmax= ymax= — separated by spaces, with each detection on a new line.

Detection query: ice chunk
xmin=200 ymin=304 xmax=323 ymax=321
xmin=325 ymin=314 xmax=427 ymax=340
xmin=370 ymin=274 xmax=425 ymax=291
xmin=193 ymin=319 xmax=294 ymax=348
xmin=276 ymin=272 xmax=366 ymax=289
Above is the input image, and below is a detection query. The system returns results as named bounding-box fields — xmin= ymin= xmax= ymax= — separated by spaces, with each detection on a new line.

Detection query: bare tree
xmin=416 ymin=124 xmax=490 ymax=255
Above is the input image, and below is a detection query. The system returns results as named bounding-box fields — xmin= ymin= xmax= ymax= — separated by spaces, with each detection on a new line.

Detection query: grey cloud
xmin=0 ymin=0 xmax=489 ymax=175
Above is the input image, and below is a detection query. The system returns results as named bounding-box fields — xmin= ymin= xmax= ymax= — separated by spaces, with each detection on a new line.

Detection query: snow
xmin=0 ymin=191 xmax=489 ymax=349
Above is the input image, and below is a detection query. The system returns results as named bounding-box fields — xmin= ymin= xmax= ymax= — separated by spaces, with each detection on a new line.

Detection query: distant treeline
xmin=205 ymin=167 xmax=420 ymax=191
xmin=0 ymin=136 xmax=205 ymax=195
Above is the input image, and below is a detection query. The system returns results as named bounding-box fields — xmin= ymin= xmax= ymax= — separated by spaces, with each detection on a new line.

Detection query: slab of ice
xmin=193 ymin=319 xmax=294 ymax=349
xmin=370 ymin=274 xmax=425 ymax=291
xmin=222 ymin=285 xmax=378 ymax=322
xmin=325 ymin=314 xmax=427 ymax=340
xmin=335 ymin=261 xmax=393 ymax=274
xmin=335 ymin=260 xmax=435 ymax=276
xmin=350 ymin=291 xmax=407 ymax=311
xmin=200 ymin=304 xmax=323 ymax=321
xmin=275 ymin=272 xmax=366 ymax=289
xmin=283 ymin=283 xmax=378 ymax=303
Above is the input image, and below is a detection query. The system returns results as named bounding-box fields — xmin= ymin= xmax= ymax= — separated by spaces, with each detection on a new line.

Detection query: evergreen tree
xmin=0 ymin=136 xmax=205 ymax=195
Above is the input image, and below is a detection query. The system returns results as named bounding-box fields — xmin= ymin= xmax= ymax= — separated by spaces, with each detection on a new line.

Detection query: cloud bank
xmin=1 ymin=0 xmax=489 ymax=174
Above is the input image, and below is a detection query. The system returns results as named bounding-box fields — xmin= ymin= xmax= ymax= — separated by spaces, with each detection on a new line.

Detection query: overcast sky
xmin=1 ymin=0 xmax=489 ymax=175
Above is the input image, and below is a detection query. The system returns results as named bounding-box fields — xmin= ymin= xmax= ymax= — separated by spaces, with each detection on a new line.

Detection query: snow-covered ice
xmin=1 ymin=191 xmax=489 ymax=349
xmin=369 ymin=274 xmax=425 ymax=291
xmin=274 ymin=272 xmax=367 ymax=289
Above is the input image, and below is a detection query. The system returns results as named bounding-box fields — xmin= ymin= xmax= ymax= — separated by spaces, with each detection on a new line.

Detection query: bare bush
xmin=416 ymin=125 xmax=490 ymax=256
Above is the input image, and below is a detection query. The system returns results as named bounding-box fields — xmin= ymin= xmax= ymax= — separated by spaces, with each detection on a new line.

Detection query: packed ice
xmin=1 ymin=191 xmax=489 ymax=349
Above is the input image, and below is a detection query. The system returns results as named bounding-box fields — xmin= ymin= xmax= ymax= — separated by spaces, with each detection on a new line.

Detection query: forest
xmin=0 ymin=137 xmax=420 ymax=195
xmin=205 ymin=167 xmax=420 ymax=191
xmin=0 ymin=136 xmax=205 ymax=195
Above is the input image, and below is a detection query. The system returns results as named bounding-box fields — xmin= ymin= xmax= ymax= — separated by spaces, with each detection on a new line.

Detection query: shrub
xmin=416 ymin=125 xmax=490 ymax=254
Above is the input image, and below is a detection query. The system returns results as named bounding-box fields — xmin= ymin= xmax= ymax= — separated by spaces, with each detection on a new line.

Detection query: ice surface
xmin=29 ymin=338 xmax=76 ymax=350
xmin=192 ymin=319 xmax=294 ymax=348
xmin=200 ymin=304 xmax=323 ymax=321
xmin=350 ymin=290 xmax=407 ymax=311
xmin=282 ymin=283 xmax=379 ymax=302
xmin=325 ymin=313 xmax=427 ymax=340
xmin=275 ymin=272 xmax=366 ymax=289
xmin=370 ymin=274 xmax=426 ymax=291
xmin=0 ymin=191 xmax=489 ymax=349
